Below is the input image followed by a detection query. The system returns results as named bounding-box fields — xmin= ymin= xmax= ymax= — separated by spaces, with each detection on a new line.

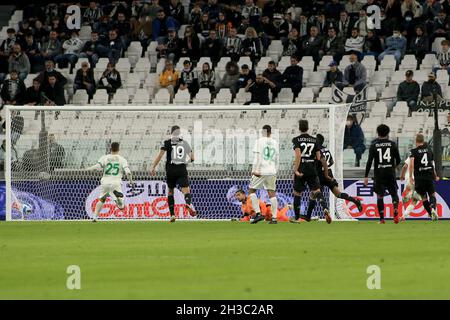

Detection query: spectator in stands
xmin=341 ymin=53 xmax=367 ymax=93
xmin=169 ymin=0 xmax=185 ymax=25
xmin=97 ymin=62 xmax=122 ymax=94
xmin=323 ymin=61 xmax=343 ymax=87
xmin=158 ymin=27 xmax=182 ymax=62
xmin=195 ymin=12 xmax=213 ymax=37
xmin=33 ymin=20 xmax=49 ymax=44
xmin=346 ymin=0 xmax=363 ymax=18
xmin=354 ymin=9 xmax=369 ymax=37
xmin=216 ymin=11 xmax=232 ymax=39
xmin=431 ymin=10 xmax=450 ymax=44
xmin=242 ymin=0 xmax=261 ymax=26
xmin=314 ymin=12 xmax=329 ymax=36
xmin=396 ymin=70 xmax=420 ymax=111
xmin=337 ymin=11 xmax=352 ymax=38
xmin=131 ymin=14 xmax=152 ymax=55
xmin=321 ymin=27 xmax=345 ymax=63
xmin=153 ymin=9 xmax=179 ymax=42
xmin=74 ymin=61 xmax=96 ymax=100
xmin=344 ymin=114 xmax=365 ymax=167
xmin=8 ymin=44 xmax=30 ymax=81
xmin=261 ymin=15 xmax=278 ymax=41
xmin=281 ymin=54 xmax=303 ymax=99
xmin=401 ymin=0 xmax=423 ymax=18
xmin=406 ymin=26 xmax=429 ymax=65
xmin=282 ymin=27 xmax=301 ymax=57
xmin=148 ymin=0 xmax=164 ymax=19
xmin=220 ymin=60 xmax=240 ymax=97
xmin=41 ymin=30 xmax=62 ymax=61
xmin=198 ymin=62 xmax=216 ymax=94
xmin=227 ymin=2 xmax=243 ymax=28
xmin=345 ymin=28 xmax=365 ymax=59
xmin=378 ymin=29 xmax=407 ymax=64
xmin=97 ymin=29 xmax=123 ymax=64
xmin=190 ymin=2 xmax=203 ymax=26
xmin=114 ymin=12 xmax=132 ymax=48
xmin=23 ymin=34 xmax=43 ymax=73
xmin=434 ymin=40 xmax=450 ymax=75
xmin=237 ymin=64 xmax=256 ymax=90
xmin=48 ymin=133 xmax=65 ymax=171
xmin=298 ymin=14 xmax=310 ymax=38
xmin=55 ymin=30 xmax=83 ymax=72
xmin=244 ymin=74 xmax=276 ymax=105
xmin=241 ymin=27 xmax=263 ymax=65
xmin=37 ymin=60 xmax=67 ymax=90
xmin=84 ymin=1 xmax=104 ymax=26
xmin=24 ymin=78 xmax=42 ymax=105
xmin=0 ymin=70 xmax=26 ymax=105
xmin=385 ymin=0 xmax=402 ymax=28
xmin=201 ymin=30 xmax=222 ymax=65
xmin=43 ymin=74 xmax=65 ymax=106
xmin=0 ymin=29 xmax=18 ymax=71
xmin=301 ymin=26 xmax=322 ymax=65
xmin=181 ymin=26 xmax=201 ymax=63
xmin=363 ymin=29 xmax=383 ymax=58
xmin=179 ymin=60 xmax=199 ymax=101
xmin=223 ymin=27 xmax=242 ymax=62
xmin=158 ymin=60 xmax=179 ymax=101
xmin=203 ymin=0 xmax=221 ymax=21
xmin=80 ymin=31 xmax=101 ymax=68
xmin=325 ymin=0 xmax=344 ymax=22
xmin=95 ymin=15 xmax=113 ymax=41
xmin=262 ymin=60 xmax=282 ymax=102
xmin=421 ymin=72 xmax=442 ymax=102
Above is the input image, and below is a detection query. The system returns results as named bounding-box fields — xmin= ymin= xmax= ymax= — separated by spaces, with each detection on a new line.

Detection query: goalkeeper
xmin=87 ymin=142 xmax=135 ymax=222
xmin=234 ymin=189 xmax=289 ymax=222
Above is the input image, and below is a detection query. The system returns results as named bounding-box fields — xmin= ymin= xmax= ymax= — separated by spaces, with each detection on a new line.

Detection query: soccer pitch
xmin=0 ymin=221 xmax=449 ymax=300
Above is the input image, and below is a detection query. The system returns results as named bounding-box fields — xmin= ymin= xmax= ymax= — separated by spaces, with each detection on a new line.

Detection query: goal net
xmin=4 ymin=104 xmax=354 ymax=221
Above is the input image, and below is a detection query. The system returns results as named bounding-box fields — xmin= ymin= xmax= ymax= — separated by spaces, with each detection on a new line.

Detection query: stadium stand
xmin=1 ymin=0 xmax=450 ymax=173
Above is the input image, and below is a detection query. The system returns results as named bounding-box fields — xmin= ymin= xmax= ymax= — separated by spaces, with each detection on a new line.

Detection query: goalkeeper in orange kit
xmin=234 ymin=189 xmax=290 ymax=222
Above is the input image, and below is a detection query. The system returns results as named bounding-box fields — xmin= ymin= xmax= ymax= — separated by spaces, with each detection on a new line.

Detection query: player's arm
xmin=293 ymin=147 xmax=302 ymax=176
xmin=189 ymin=151 xmax=195 ymax=162
xmin=364 ymin=145 xmax=374 ymax=186
xmin=409 ymin=156 xmax=415 ymax=184
xmin=86 ymin=158 xmax=104 ymax=171
xmin=400 ymin=161 xmax=408 ymax=181
xmin=394 ymin=144 xmax=401 ymax=170
xmin=150 ymin=149 xmax=166 ymax=176
xmin=318 ymin=152 xmax=331 ymax=180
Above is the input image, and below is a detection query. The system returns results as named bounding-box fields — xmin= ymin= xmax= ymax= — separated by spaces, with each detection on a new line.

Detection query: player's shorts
xmin=319 ymin=170 xmax=339 ymax=190
xmin=249 ymin=175 xmax=276 ymax=191
xmin=99 ymin=181 xmax=123 ymax=199
xmin=414 ymin=178 xmax=435 ymax=197
xmin=294 ymin=174 xmax=320 ymax=193
xmin=166 ymin=165 xmax=189 ymax=189
xmin=373 ymin=174 xmax=398 ymax=196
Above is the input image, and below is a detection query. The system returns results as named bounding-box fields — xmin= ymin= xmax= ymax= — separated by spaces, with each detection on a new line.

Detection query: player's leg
xmin=248 ymin=175 xmax=265 ymax=224
xmin=309 ymin=176 xmax=331 ymax=224
xmin=331 ymin=184 xmax=363 ymax=212
xmin=167 ymin=188 xmax=176 ymax=222
xmin=427 ymin=180 xmax=438 ymax=221
xmin=179 ymin=168 xmax=197 ymax=217
xmin=94 ymin=194 xmax=108 ymax=222
xmin=267 ymin=176 xmax=278 ymax=224
xmin=277 ymin=206 xmax=290 ymax=221
xmin=373 ymin=179 xmax=386 ymax=223
xmin=291 ymin=175 xmax=305 ymax=223
xmin=387 ymin=180 xmax=400 ymax=224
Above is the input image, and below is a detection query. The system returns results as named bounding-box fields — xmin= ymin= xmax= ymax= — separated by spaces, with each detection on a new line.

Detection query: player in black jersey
xmin=409 ymin=134 xmax=439 ymax=221
xmin=291 ymin=120 xmax=332 ymax=224
xmin=316 ymin=134 xmax=363 ymax=213
xmin=364 ymin=124 xmax=401 ymax=224
xmin=150 ymin=125 xmax=196 ymax=222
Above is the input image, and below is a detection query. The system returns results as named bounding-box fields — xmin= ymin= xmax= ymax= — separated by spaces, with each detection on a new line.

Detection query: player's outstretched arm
xmin=150 ymin=150 xmax=165 ymax=176
xmin=86 ymin=162 xmax=103 ymax=171
xmin=364 ymin=145 xmax=375 ymax=186
xmin=409 ymin=157 xmax=415 ymax=184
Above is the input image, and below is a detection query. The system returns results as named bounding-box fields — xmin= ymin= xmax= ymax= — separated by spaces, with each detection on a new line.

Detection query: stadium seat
xmin=399 ymin=54 xmax=418 ymax=71
xmin=153 ymin=88 xmax=171 ymax=105
xmin=194 ymin=88 xmax=211 ymax=104
xmin=214 ymin=88 xmax=232 ymax=104
xmin=317 ymin=87 xmax=332 ymax=103
xmin=234 ymin=88 xmax=251 ymax=104
xmin=296 ymin=87 xmax=314 ymax=103
xmin=132 ymin=89 xmax=151 ymax=105
xmin=308 ymin=71 xmax=326 ymax=94
xmin=71 ymin=90 xmax=89 ymax=105
xmin=148 ymin=41 xmax=158 ymax=67
xmin=421 ymin=53 xmax=438 ymax=69
xmin=79 ymin=25 xmax=92 ymax=42
xmin=92 ymin=89 xmax=109 ymax=105
xmin=111 ymin=89 xmax=130 ymax=105
xmin=391 ymin=101 xmax=410 ymax=117
xmin=173 ymin=90 xmax=191 ymax=105
xmin=378 ymin=54 xmax=397 ymax=73
xmin=317 ymin=55 xmax=334 ymax=72
xmin=436 ymin=69 xmax=449 ymax=87
xmin=238 ymin=56 xmax=252 ymax=68
xmin=371 ymin=101 xmax=388 ymax=118
xmin=432 ymin=37 xmax=446 ymax=53
xmin=277 ymin=88 xmax=294 ymax=103
xmin=197 ymin=57 xmax=212 ymax=70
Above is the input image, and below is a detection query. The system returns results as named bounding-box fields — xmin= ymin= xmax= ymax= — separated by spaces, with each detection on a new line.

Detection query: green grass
xmin=0 ymin=220 xmax=450 ymax=299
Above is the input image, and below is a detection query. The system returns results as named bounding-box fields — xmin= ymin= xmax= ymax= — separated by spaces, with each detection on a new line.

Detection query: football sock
xmin=429 ymin=195 xmax=437 ymax=211
xmin=377 ymin=197 xmax=384 ymax=220
xmin=316 ymin=192 xmax=328 ymax=212
xmin=270 ymin=197 xmax=278 ymax=220
xmin=293 ymin=195 xmax=301 ymax=220
xmin=338 ymin=192 xmax=358 ymax=204
xmin=249 ymin=193 xmax=261 ymax=214
xmin=423 ymin=200 xmax=432 ymax=216
xmin=94 ymin=200 xmax=104 ymax=219
xmin=306 ymin=199 xmax=316 ymax=219
xmin=168 ymin=194 xmax=175 ymax=217
xmin=392 ymin=195 xmax=399 ymax=218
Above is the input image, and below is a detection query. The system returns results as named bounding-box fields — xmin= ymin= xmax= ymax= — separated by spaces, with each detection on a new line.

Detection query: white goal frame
xmin=4 ymin=104 xmax=351 ymax=222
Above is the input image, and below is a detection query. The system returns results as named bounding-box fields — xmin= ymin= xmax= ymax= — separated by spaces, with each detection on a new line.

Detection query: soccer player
xmin=292 ymin=120 xmax=332 ymax=224
xmin=150 ymin=125 xmax=196 ymax=222
xmin=234 ymin=189 xmax=290 ymax=222
xmin=316 ymin=134 xmax=363 ymax=213
xmin=408 ymin=134 xmax=439 ymax=221
xmin=247 ymin=125 xmax=279 ymax=224
xmin=87 ymin=142 xmax=135 ymax=222
xmin=364 ymin=124 xmax=401 ymax=224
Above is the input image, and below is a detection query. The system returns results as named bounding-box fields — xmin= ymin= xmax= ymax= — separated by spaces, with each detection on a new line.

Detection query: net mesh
xmin=6 ymin=105 xmax=352 ymax=221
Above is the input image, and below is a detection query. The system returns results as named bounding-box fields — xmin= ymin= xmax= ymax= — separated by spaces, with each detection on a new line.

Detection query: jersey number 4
xmin=421 ymin=153 xmax=429 ymax=166
xmin=377 ymin=148 xmax=391 ymax=163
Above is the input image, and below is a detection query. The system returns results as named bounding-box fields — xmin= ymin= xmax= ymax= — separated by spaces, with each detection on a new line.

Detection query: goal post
xmin=4 ymin=104 xmax=354 ymax=221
